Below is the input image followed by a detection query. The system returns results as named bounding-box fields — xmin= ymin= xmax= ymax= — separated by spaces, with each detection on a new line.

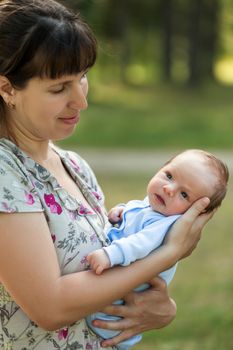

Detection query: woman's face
xmin=9 ymin=71 xmax=88 ymax=142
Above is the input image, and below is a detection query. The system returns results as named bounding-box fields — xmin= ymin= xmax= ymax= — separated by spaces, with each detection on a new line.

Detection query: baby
xmin=86 ymin=149 xmax=229 ymax=350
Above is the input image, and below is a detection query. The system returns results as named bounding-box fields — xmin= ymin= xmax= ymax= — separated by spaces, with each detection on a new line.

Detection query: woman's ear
xmin=0 ymin=76 xmax=15 ymax=106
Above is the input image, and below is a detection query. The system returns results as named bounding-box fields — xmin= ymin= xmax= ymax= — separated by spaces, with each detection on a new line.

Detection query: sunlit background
xmin=59 ymin=0 xmax=233 ymax=150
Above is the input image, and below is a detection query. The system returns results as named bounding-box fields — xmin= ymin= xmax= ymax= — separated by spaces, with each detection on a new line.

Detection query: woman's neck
xmin=11 ymin=132 xmax=53 ymax=164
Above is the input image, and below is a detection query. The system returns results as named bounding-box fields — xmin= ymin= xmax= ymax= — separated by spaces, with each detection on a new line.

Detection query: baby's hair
xmin=165 ymin=149 xmax=229 ymax=213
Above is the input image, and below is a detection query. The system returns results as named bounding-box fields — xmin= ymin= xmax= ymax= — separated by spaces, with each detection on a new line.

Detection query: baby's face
xmin=147 ymin=152 xmax=217 ymax=216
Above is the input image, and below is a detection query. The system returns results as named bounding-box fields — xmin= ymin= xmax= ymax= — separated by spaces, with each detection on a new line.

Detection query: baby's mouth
xmin=155 ymin=194 xmax=166 ymax=206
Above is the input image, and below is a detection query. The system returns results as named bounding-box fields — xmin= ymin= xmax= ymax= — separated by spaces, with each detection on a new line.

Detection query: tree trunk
xmin=161 ymin=0 xmax=173 ymax=82
xmin=188 ymin=0 xmax=220 ymax=86
xmin=188 ymin=0 xmax=202 ymax=86
xmin=202 ymin=0 xmax=220 ymax=80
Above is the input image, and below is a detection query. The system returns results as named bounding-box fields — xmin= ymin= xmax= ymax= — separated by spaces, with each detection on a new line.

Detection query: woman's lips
xmin=155 ymin=194 xmax=165 ymax=206
xmin=59 ymin=115 xmax=80 ymax=125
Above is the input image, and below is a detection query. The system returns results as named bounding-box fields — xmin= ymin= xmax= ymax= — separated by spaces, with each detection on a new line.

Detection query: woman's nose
xmin=68 ymin=84 xmax=88 ymax=111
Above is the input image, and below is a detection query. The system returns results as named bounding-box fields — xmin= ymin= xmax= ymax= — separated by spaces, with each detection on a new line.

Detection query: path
xmin=76 ymin=148 xmax=233 ymax=174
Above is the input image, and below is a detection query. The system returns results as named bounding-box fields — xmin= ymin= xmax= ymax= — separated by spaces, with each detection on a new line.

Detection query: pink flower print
xmin=86 ymin=343 xmax=93 ymax=350
xmin=57 ymin=327 xmax=68 ymax=340
xmin=24 ymin=191 xmax=35 ymax=205
xmin=81 ymin=255 xmax=88 ymax=265
xmin=78 ymin=204 xmax=93 ymax=216
xmin=50 ymin=203 xmax=62 ymax=214
xmin=90 ymin=233 xmax=98 ymax=244
xmin=68 ymin=210 xmax=78 ymax=221
xmin=1 ymin=202 xmax=15 ymax=213
xmin=70 ymin=158 xmax=80 ymax=172
xmin=44 ymin=193 xmax=62 ymax=215
xmin=92 ymin=191 xmax=102 ymax=201
xmin=51 ymin=233 xmax=56 ymax=243
xmin=94 ymin=206 xmax=101 ymax=214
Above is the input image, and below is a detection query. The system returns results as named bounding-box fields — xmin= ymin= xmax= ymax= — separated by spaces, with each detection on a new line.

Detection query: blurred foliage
xmin=63 ymin=0 xmax=233 ymax=86
xmin=58 ymin=82 xmax=233 ymax=149
xmin=56 ymin=0 xmax=233 ymax=150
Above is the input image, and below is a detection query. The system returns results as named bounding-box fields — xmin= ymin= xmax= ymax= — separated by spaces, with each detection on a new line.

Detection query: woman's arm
xmin=0 ymin=198 xmax=211 ymax=331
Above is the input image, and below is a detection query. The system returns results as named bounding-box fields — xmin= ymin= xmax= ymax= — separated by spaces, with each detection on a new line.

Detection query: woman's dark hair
xmin=0 ymin=0 xmax=97 ymax=134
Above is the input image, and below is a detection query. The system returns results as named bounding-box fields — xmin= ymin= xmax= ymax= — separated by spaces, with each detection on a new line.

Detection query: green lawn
xmin=97 ymin=172 xmax=233 ymax=350
xmin=58 ymin=82 xmax=233 ymax=150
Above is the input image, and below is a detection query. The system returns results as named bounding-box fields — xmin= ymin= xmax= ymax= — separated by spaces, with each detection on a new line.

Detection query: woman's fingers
xmin=165 ymin=197 xmax=214 ymax=260
xmin=190 ymin=207 xmax=216 ymax=233
xmin=179 ymin=197 xmax=210 ymax=226
xmin=100 ymin=304 xmax=130 ymax=318
xmin=101 ymin=329 xmax=139 ymax=348
xmin=92 ymin=316 xmax=133 ymax=332
xmin=148 ymin=276 xmax=167 ymax=292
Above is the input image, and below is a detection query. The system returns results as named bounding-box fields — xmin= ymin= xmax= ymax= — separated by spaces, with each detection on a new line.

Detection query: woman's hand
xmin=165 ymin=197 xmax=215 ymax=261
xmin=92 ymin=277 xmax=176 ymax=348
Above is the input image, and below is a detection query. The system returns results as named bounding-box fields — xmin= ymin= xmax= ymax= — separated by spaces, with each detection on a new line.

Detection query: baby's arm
xmin=87 ymin=249 xmax=111 ymax=275
xmin=87 ymin=205 xmax=125 ymax=274
xmin=104 ymin=215 xmax=180 ymax=267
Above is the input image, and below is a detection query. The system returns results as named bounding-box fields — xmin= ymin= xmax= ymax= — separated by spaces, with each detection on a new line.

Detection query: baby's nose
xmin=163 ymin=184 xmax=175 ymax=197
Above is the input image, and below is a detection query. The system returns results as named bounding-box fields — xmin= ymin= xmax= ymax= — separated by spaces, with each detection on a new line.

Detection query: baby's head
xmin=147 ymin=149 xmax=229 ymax=216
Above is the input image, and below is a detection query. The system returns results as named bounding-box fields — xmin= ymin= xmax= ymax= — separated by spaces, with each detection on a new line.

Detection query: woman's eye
xmin=51 ymin=85 xmax=65 ymax=94
xmin=80 ymin=73 xmax=87 ymax=83
xmin=181 ymin=191 xmax=188 ymax=199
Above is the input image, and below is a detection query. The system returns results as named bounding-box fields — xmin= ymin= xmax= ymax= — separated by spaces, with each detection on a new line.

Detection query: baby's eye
xmin=166 ymin=172 xmax=172 ymax=180
xmin=181 ymin=191 xmax=188 ymax=199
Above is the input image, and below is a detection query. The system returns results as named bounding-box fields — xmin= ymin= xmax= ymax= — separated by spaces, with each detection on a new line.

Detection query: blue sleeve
xmin=103 ymin=215 xmax=179 ymax=266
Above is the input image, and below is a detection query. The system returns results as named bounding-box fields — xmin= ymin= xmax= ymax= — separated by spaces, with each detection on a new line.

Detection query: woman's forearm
xmin=51 ymin=245 xmax=176 ymax=329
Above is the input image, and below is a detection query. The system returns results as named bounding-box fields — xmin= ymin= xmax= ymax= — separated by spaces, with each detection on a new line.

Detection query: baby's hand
xmin=87 ymin=249 xmax=111 ymax=275
xmin=108 ymin=206 xmax=124 ymax=224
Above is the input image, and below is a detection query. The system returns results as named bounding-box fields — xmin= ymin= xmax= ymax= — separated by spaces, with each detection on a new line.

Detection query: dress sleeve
xmin=0 ymin=150 xmax=43 ymax=213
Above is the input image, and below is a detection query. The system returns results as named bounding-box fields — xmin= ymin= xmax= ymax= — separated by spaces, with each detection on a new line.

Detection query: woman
xmin=0 ymin=0 xmax=213 ymax=349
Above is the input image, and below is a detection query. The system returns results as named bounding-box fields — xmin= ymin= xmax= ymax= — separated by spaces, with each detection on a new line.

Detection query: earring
xmin=7 ymin=101 xmax=15 ymax=109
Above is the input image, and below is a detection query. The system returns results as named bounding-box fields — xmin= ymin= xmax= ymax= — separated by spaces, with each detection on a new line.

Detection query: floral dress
xmin=0 ymin=139 xmax=114 ymax=350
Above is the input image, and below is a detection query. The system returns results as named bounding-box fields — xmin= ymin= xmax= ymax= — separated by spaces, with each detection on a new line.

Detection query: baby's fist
xmin=87 ymin=249 xmax=111 ymax=275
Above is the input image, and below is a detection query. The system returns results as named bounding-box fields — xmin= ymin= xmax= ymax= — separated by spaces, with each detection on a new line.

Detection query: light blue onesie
xmin=87 ymin=197 xmax=180 ymax=350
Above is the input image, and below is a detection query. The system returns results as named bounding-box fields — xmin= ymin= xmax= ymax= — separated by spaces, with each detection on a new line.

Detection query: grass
xmin=58 ymin=81 xmax=233 ymax=150
xmin=96 ymin=172 xmax=233 ymax=350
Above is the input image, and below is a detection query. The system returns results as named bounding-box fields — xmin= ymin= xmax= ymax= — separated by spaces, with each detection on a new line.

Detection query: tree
xmin=161 ymin=0 xmax=174 ymax=82
xmin=187 ymin=0 xmax=220 ymax=86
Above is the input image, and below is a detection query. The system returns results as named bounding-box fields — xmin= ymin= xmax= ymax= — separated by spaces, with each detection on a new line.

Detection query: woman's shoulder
xmin=0 ymin=139 xmax=26 ymax=173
